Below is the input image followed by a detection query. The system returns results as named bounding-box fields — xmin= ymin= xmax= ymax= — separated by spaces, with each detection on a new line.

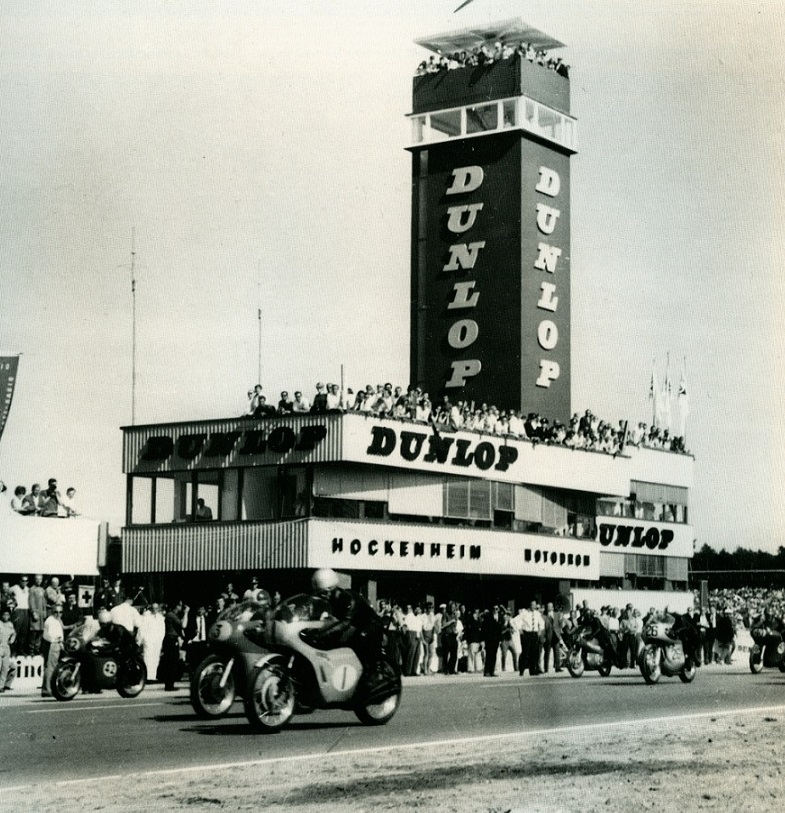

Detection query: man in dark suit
xmin=542 ymin=601 xmax=565 ymax=673
xmin=185 ymin=604 xmax=210 ymax=670
xmin=161 ymin=601 xmax=188 ymax=691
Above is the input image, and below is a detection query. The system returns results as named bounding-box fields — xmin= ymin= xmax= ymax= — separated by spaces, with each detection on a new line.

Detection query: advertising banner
xmin=0 ymin=355 xmax=19 ymax=443
xmin=594 ymin=515 xmax=694 ymax=559
xmin=307 ymin=518 xmax=600 ymax=580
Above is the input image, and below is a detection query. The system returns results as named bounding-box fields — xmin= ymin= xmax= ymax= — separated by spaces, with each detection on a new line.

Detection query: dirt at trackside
xmin=9 ymin=708 xmax=785 ymax=812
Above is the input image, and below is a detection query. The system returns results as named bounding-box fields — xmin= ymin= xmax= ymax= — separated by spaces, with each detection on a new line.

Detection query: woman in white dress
xmin=139 ymin=603 xmax=165 ymax=682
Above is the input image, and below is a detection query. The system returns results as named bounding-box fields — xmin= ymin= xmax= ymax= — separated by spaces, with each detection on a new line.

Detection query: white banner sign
xmin=307 ymin=519 xmax=599 ymax=580
xmin=595 ymin=516 xmax=693 ymax=558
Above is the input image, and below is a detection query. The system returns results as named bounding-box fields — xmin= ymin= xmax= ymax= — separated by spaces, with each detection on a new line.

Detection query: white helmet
xmin=311 ymin=568 xmax=339 ymax=593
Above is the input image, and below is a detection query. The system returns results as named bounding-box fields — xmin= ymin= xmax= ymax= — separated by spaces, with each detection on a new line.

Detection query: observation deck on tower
xmin=409 ymin=18 xmax=574 ymax=153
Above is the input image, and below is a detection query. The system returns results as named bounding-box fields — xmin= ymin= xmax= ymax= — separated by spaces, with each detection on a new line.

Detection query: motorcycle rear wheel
xmin=679 ymin=658 xmax=697 ymax=683
xmin=597 ymin=660 xmax=612 ymax=678
xmin=190 ymin=654 xmax=236 ymax=718
xmin=566 ymin=649 xmax=584 ymax=678
xmin=117 ymin=657 xmax=147 ymax=698
xmin=245 ymin=664 xmax=295 ymax=734
xmin=354 ymin=660 xmax=402 ymax=726
xmin=639 ymin=646 xmax=661 ymax=684
xmin=749 ymin=647 xmax=764 ymax=674
xmin=51 ymin=659 xmax=81 ymax=701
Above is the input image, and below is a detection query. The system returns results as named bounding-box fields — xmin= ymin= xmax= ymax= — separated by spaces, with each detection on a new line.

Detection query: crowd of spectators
xmin=415 ymin=40 xmax=570 ymax=78
xmin=378 ymin=597 xmax=707 ymax=678
xmin=4 ymin=477 xmax=80 ymax=518
xmin=243 ymin=381 xmax=689 ymax=456
xmin=3 ymin=571 xmax=780 ymax=695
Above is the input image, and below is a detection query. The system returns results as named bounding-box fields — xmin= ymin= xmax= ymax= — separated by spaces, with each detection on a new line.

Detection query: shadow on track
xmin=187 ymin=719 xmax=362 ymax=736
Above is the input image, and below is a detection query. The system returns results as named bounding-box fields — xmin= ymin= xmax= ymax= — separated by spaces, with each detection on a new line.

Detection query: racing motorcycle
xmin=565 ymin=624 xmax=618 ymax=678
xmin=51 ymin=621 xmax=147 ymax=700
xmin=638 ymin=619 xmax=697 ymax=684
xmin=749 ymin=624 xmax=785 ymax=674
xmin=189 ymin=599 xmax=271 ymax=718
xmin=244 ymin=593 xmax=402 ymax=733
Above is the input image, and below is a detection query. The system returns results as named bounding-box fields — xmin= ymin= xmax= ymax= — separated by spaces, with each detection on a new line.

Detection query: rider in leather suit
xmin=308 ymin=569 xmax=384 ymax=668
xmin=581 ymin=609 xmax=622 ymax=667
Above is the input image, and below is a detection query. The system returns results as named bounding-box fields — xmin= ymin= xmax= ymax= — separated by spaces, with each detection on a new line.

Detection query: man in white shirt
xmin=518 ymin=601 xmax=543 ymax=676
xmin=291 ymin=390 xmax=311 ymax=413
xmin=11 ymin=576 xmax=31 ymax=655
xmin=41 ymin=605 xmax=65 ymax=697
xmin=61 ymin=487 xmax=80 ymax=517
xmin=402 ymin=604 xmax=422 ymax=676
xmin=325 ymin=384 xmax=341 ymax=411
xmin=110 ymin=596 xmax=141 ymax=636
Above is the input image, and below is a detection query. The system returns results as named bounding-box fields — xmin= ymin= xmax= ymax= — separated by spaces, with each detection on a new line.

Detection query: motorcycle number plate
xmin=646 ymin=624 xmax=659 ymax=638
xmin=331 ymin=663 xmax=359 ymax=692
xmin=102 ymin=660 xmax=118 ymax=677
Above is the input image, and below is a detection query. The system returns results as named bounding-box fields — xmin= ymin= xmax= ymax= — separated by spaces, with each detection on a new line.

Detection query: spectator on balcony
xmin=311 ymin=383 xmax=329 ymax=413
xmin=326 ymin=384 xmax=341 ymax=411
xmin=21 ymin=483 xmax=42 ymax=515
xmin=61 ymin=487 xmax=80 ymax=518
xmin=247 ymin=384 xmax=264 ymax=416
xmin=277 ymin=391 xmax=293 ymax=414
xmin=39 ymin=479 xmax=63 ymax=517
xmin=195 ymin=498 xmax=213 ymax=522
xmin=291 ymin=390 xmax=310 ymax=413
xmin=253 ymin=394 xmax=276 ymax=418
xmin=415 ymin=396 xmax=432 ymax=424
xmin=11 ymin=485 xmax=34 ymax=514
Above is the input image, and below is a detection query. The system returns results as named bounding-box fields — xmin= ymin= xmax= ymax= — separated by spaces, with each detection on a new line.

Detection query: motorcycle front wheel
xmin=749 ymin=646 xmax=764 ymax=674
xmin=566 ymin=648 xmax=584 ymax=678
xmin=679 ymin=658 xmax=697 ymax=683
xmin=354 ymin=660 xmax=402 ymax=726
xmin=245 ymin=664 xmax=295 ymax=734
xmin=51 ymin=659 xmax=81 ymax=701
xmin=640 ymin=645 xmax=661 ymax=684
xmin=117 ymin=657 xmax=147 ymax=698
xmin=190 ymin=654 xmax=236 ymax=718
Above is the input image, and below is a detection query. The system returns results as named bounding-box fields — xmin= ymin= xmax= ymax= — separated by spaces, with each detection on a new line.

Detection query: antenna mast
xmin=130 ymin=228 xmax=137 ymax=425
xmin=257 ymin=278 xmax=262 ymax=386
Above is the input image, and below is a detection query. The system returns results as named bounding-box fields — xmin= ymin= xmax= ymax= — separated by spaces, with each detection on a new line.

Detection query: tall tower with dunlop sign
xmin=408 ymin=19 xmax=575 ymax=421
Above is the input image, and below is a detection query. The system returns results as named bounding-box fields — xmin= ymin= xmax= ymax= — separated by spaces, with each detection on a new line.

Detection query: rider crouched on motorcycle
xmin=665 ymin=611 xmax=703 ymax=666
xmin=581 ymin=609 xmax=624 ymax=668
xmin=307 ymin=569 xmax=385 ymax=670
xmin=751 ymin=608 xmax=782 ymax=643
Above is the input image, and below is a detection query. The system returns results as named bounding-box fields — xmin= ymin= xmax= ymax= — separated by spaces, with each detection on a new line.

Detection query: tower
xmin=408 ymin=19 xmax=576 ymax=421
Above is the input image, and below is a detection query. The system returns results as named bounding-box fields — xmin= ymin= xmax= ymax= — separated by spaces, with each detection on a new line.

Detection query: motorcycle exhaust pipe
xmin=219 ymin=657 xmax=234 ymax=688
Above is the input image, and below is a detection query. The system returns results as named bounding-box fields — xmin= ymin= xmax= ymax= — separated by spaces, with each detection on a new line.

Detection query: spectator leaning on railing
xmin=238 ymin=378 xmax=688 ymax=458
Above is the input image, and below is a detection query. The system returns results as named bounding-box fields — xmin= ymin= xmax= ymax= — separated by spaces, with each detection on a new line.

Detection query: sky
xmin=1 ymin=0 xmax=783 ymax=552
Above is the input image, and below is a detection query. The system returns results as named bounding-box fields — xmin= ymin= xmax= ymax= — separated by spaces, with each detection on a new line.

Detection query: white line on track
xmin=26 ymin=702 xmax=162 ymax=714
xmin=4 ymin=701 xmax=785 ymax=793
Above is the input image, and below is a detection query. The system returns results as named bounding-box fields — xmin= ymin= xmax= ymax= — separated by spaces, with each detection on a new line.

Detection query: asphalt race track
xmin=1 ymin=665 xmax=783 ymax=791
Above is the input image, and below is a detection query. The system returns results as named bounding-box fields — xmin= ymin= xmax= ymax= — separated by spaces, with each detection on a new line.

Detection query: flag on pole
xmin=0 ymin=355 xmax=20 ymax=444
xmin=648 ymin=362 xmax=659 ymax=428
xmin=677 ymin=358 xmax=689 ymax=439
xmin=661 ymin=354 xmax=673 ymax=433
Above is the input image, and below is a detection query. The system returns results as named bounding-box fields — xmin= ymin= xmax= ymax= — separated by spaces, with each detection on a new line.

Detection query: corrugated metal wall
xmin=122 ymin=519 xmax=309 ymax=573
xmin=122 ymin=414 xmax=343 ymax=474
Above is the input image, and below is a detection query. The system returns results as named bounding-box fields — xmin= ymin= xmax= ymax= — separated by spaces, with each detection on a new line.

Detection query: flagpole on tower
xmin=257 ymin=277 xmax=262 ymax=386
xmin=130 ymin=228 xmax=137 ymax=426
